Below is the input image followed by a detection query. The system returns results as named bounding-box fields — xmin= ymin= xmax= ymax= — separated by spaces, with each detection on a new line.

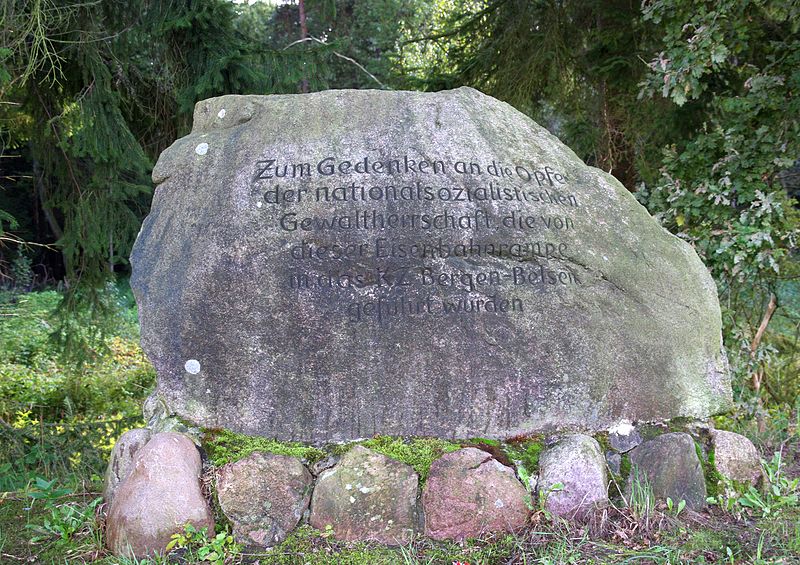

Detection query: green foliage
xmin=505 ymin=438 xmax=544 ymax=473
xmin=636 ymin=0 xmax=800 ymax=408
xmin=628 ymin=466 xmax=656 ymax=520
xmin=665 ymin=496 xmax=687 ymax=518
xmin=166 ymin=524 xmax=239 ymax=564
xmin=738 ymin=452 xmax=799 ymax=517
xmin=0 ymin=288 xmax=152 ymax=490
xmin=24 ymin=478 xmax=101 ymax=544
xmin=202 ymin=428 xmax=327 ymax=467
xmin=707 ymin=451 xmax=800 ymax=520
xmin=0 ymin=289 xmax=154 ymax=418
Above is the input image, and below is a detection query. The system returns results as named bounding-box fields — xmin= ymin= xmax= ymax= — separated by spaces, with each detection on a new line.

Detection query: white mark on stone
xmin=349 ymin=496 xmax=356 ymax=504
xmin=256 ymin=201 xmax=263 ymax=208
xmin=494 ymin=499 xmax=505 ymax=508
xmin=359 ymin=486 xmax=371 ymax=494
xmin=345 ymin=484 xmax=352 ymax=490
xmin=195 ymin=143 xmax=209 ymax=155
xmin=609 ymin=419 xmax=635 ymax=436
xmin=206 ymin=388 xmax=211 ymax=394
xmin=217 ymin=108 xmax=226 ymax=119
xmin=185 ymin=359 xmax=201 ymax=374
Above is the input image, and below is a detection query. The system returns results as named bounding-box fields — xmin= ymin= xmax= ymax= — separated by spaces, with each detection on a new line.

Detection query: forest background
xmin=0 ymin=0 xmax=799 ymax=563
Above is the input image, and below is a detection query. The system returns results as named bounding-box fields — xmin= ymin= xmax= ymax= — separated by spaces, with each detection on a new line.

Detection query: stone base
xmin=103 ymin=419 xmax=762 ymax=556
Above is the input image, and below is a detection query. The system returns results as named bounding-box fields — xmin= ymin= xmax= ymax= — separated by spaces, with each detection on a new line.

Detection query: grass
xmin=1 ymin=287 xmax=799 ymax=564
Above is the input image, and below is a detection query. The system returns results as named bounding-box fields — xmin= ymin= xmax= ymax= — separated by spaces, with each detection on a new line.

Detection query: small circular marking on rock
xmin=195 ymin=143 xmax=209 ymax=156
xmin=185 ymin=359 xmax=201 ymax=374
xmin=217 ymin=108 xmax=226 ymax=119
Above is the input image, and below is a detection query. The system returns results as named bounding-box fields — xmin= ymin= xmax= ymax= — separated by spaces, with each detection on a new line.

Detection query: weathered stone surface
xmin=608 ymin=422 xmax=642 ymax=453
xmin=309 ymin=446 xmax=417 ymax=544
xmin=217 ymin=452 xmax=312 ymax=546
xmin=538 ymin=435 xmax=608 ymax=518
xmin=106 ymin=432 xmax=214 ymax=558
xmin=423 ymin=447 xmax=529 ymax=540
xmin=628 ymin=432 xmax=707 ymax=510
xmin=711 ymin=430 xmax=762 ymax=485
xmin=142 ymin=392 xmax=202 ymax=439
xmin=131 ymin=88 xmax=731 ymax=442
xmin=103 ymin=428 xmax=151 ymax=506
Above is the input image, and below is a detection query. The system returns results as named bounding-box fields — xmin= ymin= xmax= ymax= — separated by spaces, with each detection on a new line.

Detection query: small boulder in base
xmin=608 ymin=423 xmax=643 ymax=454
xmin=711 ymin=430 xmax=762 ymax=486
xmin=309 ymin=446 xmax=418 ymax=545
xmin=217 ymin=452 xmax=312 ymax=546
xmin=628 ymin=432 xmax=707 ymax=511
xmin=538 ymin=435 xmax=609 ymax=519
xmin=423 ymin=447 xmax=529 ymax=540
xmin=106 ymin=432 xmax=214 ymax=558
xmin=103 ymin=428 xmax=151 ymax=506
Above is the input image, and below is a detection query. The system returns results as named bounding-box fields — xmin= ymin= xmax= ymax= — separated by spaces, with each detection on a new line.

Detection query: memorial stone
xmin=131 ymin=87 xmax=732 ymax=442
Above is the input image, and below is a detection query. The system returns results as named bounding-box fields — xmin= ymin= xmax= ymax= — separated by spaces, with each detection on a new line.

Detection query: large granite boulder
xmin=628 ymin=432 xmax=707 ymax=510
xmin=538 ymin=435 xmax=608 ymax=518
xmin=309 ymin=446 xmax=418 ymax=544
xmin=131 ymin=88 xmax=731 ymax=442
xmin=423 ymin=447 xmax=529 ymax=540
xmin=217 ymin=452 xmax=313 ymax=546
xmin=106 ymin=432 xmax=214 ymax=558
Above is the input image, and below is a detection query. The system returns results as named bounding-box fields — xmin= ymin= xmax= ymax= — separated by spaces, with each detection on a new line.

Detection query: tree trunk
xmin=32 ymin=155 xmax=63 ymax=242
xmin=298 ymin=0 xmax=309 ymax=93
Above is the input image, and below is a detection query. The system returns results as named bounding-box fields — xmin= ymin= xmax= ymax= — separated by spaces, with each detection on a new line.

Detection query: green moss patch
xmin=202 ymin=429 xmax=326 ymax=467
xmin=695 ymin=439 xmax=723 ymax=498
xmin=504 ymin=436 xmax=545 ymax=473
xmin=351 ymin=436 xmax=461 ymax=483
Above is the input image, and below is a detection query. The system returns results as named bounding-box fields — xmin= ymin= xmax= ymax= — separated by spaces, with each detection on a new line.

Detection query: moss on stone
xmin=637 ymin=423 xmax=669 ymax=442
xmin=595 ymin=432 xmax=611 ymax=452
xmin=202 ymin=428 xmax=326 ymax=467
xmin=620 ymin=453 xmax=632 ymax=481
xmin=350 ymin=436 xmax=461 ymax=483
xmin=467 ymin=437 xmax=502 ymax=447
xmin=504 ymin=437 xmax=545 ymax=473
xmin=695 ymin=439 xmax=723 ymax=498
xmin=667 ymin=417 xmax=697 ymax=433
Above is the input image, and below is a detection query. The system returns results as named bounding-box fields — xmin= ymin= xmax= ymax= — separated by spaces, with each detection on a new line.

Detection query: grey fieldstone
xmin=309 ymin=446 xmax=417 ymax=545
xmin=609 ymin=426 xmax=642 ymax=453
xmin=103 ymin=428 xmax=151 ymax=506
xmin=106 ymin=432 xmax=214 ymax=558
xmin=217 ymin=452 xmax=312 ymax=546
xmin=310 ymin=454 xmax=340 ymax=476
xmin=628 ymin=432 xmax=707 ymax=510
xmin=711 ymin=430 xmax=762 ymax=485
xmin=423 ymin=447 xmax=529 ymax=540
xmin=538 ymin=435 xmax=608 ymax=518
xmin=131 ymin=88 xmax=731 ymax=442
